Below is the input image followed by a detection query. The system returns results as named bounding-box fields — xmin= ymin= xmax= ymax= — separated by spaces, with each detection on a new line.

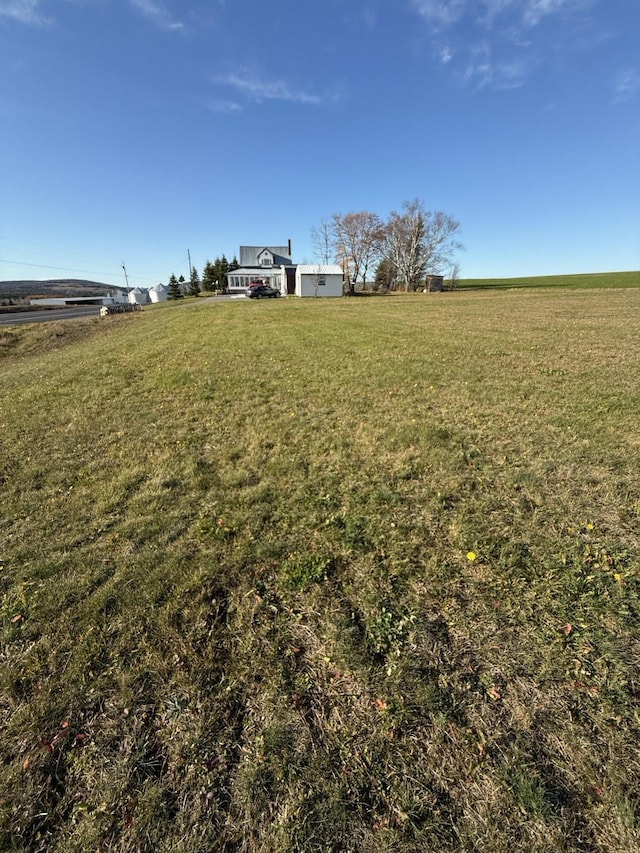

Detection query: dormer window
xmin=261 ymin=257 xmax=271 ymax=266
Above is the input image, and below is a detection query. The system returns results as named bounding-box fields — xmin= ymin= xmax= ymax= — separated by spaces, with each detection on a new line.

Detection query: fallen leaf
xmin=11 ymin=614 xmax=23 ymax=624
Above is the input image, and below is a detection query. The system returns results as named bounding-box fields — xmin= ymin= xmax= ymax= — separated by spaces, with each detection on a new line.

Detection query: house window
xmin=318 ymin=276 xmax=326 ymax=286
xmin=261 ymin=256 xmax=271 ymax=266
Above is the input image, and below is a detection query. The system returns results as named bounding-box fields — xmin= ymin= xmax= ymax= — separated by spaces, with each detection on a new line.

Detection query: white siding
xmin=295 ymin=265 xmax=344 ymax=297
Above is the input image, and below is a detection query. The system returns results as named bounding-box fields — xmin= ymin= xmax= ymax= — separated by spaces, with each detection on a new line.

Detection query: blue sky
xmin=1 ymin=0 xmax=638 ymax=286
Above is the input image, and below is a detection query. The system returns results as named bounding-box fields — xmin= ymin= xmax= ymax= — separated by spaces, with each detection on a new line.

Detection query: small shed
xmin=424 ymin=275 xmax=444 ymax=292
xmin=295 ymin=264 xmax=344 ymax=298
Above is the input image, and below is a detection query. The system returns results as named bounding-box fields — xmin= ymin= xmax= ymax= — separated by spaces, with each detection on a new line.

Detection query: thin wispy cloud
xmin=520 ymin=0 xmax=594 ymax=27
xmin=0 ymin=0 xmax=188 ymax=29
xmin=129 ymin=0 xmax=184 ymax=31
xmin=412 ymin=0 xmax=598 ymax=90
xmin=458 ymin=38 xmax=531 ymax=89
xmin=464 ymin=57 xmax=530 ymax=89
xmin=412 ymin=0 xmax=594 ymax=29
xmin=215 ymin=71 xmax=325 ymax=107
xmin=207 ymin=98 xmax=242 ymax=115
xmin=412 ymin=0 xmax=466 ymax=29
xmin=0 ymin=0 xmax=49 ymax=25
xmin=614 ymin=68 xmax=640 ymax=104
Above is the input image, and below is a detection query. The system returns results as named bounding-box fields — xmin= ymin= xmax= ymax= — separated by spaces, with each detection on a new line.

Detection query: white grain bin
xmin=128 ymin=287 xmax=150 ymax=305
xmin=149 ymin=283 xmax=169 ymax=303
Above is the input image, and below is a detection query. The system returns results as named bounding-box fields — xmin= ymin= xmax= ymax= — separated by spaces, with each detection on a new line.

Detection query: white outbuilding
xmin=294 ymin=264 xmax=344 ymax=297
xmin=149 ymin=283 xmax=169 ymax=303
xmin=128 ymin=287 xmax=150 ymax=305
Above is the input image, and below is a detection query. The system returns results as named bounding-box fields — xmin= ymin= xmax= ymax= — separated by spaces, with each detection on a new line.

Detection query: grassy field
xmin=456 ymin=270 xmax=640 ymax=290
xmin=1 ymin=286 xmax=639 ymax=852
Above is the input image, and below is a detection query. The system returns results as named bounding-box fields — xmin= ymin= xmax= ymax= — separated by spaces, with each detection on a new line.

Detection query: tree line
xmin=311 ymin=199 xmax=463 ymax=294
xmin=166 ymin=255 xmax=239 ymax=300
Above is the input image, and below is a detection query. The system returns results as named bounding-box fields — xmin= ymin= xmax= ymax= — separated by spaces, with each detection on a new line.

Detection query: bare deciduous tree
xmin=331 ymin=211 xmax=384 ymax=294
xmin=385 ymin=199 xmax=462 ymax=292
xmin=310 ymin=220 xmax=333 ymax=265
xmin=448 ymin=262 xmax=461 ymax=291
xmin=313 ymin=202 xmax=461 ymax=294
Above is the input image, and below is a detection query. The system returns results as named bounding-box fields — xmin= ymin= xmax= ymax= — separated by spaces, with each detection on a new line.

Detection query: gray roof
xmin=227 ymin=267 xmax=283 ymax=277
xmin=239 ymin=245 xmax=292 ymax=266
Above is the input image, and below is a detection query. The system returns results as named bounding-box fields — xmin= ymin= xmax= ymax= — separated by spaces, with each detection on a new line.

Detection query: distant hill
xmin=0 ymin=279 xmax=126 ymax=300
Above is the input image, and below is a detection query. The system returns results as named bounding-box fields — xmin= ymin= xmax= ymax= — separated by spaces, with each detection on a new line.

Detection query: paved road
xmin=0 ymin=295 xmax=250 ymax=327
xmin=0 ymin=305 xmax=103 ymax=326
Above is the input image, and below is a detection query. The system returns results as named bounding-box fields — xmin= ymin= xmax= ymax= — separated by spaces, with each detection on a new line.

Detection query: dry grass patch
xmin=1 ymin=289 xmax=639 ymax=851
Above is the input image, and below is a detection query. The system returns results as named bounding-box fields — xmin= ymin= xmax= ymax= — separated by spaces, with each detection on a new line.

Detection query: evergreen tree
xmin=202 ymin=260 xmax=216 ymax=292
xmin=168 ymin=273 xmax=183 ymax=300
xmin=189 ymin=266 xmax=201 ymax=297
xmin=374 ymin=257 xmax=397 ymax=291
xmin=215 ymin=255 xmax=230 ymax=292
xmin=212 ymin=256 xmax=222 ymax=291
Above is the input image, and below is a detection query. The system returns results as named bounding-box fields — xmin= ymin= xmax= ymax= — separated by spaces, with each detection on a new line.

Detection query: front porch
xmin=226 ymin=267 xmax=286 ymax=293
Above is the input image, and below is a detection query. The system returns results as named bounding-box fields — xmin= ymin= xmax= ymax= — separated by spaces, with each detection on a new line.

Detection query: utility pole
xmin=122 ymin=262 xmax=131 ymax=300
xmin=187 ymin=249 xmax=193 ymax=280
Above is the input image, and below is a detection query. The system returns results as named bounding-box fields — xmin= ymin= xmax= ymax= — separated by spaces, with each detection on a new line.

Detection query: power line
xmin=0 ymin=258 xmax=122 ymax=278
xmin=0 ymin=257 xmax=191 ymax=284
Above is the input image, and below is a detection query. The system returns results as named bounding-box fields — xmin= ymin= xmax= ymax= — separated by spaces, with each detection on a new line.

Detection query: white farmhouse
xmin=295 ymin=265 xmax=344 ymax=298
xmin=226 ymin=243 xmax=296 ymax=294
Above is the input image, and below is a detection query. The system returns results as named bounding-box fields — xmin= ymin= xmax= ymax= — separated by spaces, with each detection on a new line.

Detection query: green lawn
xmin=1 ymin=287 xmax=639 ymax=852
